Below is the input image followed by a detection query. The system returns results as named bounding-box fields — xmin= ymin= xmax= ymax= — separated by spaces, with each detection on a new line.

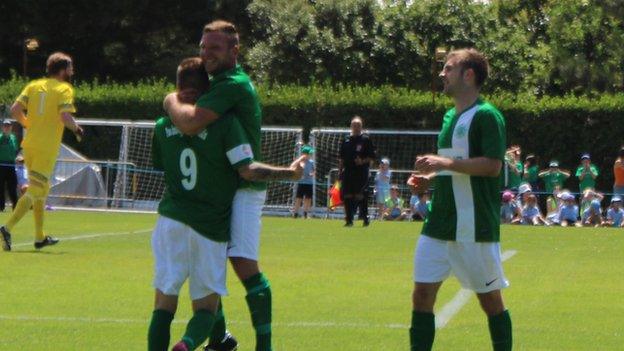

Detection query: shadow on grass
xmin=8 ymin=250 xmax=67 ymax=255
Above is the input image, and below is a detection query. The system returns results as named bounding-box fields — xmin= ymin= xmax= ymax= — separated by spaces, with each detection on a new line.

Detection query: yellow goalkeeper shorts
xmin=22 ymin=147 xmax=58 ymax=182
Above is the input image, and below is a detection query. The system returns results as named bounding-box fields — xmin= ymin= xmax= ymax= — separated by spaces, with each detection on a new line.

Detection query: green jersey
xmin=0 ymin=133 xmax=18 ymax=162
xmin=196 ymin=64 xmax=265 ymax=191
xmin=152 ymin=115 xmax=253 ymax=242
xmin=506 ymin=160 xmax=523 ymax=188
xmin=575 ymin=164 xmax=599 ymax=191
xmin=524 ymin=165 xmax=539 ymax=183
xmin=422 ymin=99 xmax=506 ymax=243
xmin=540 ymin=171 xmax=568 ymax=194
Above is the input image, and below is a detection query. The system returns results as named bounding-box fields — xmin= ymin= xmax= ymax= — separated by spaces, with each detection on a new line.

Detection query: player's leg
xmin=303 ymin=196 xmax=312 ymax=218
xmin=149 ymin=217 xmax=189 ymax=351
xmin=411 ymin=235 xmax=451 ymax=351
xmin=177 ymin=227 xmax=228 ymax=351
xmin=293 ymin=191 xmax=302 ymax=218
xmin=149 ymin=290 xmax=178 ymax=351
xmin=223 ymin=189 xmax=272 ymax=351
xmin=359 ymin=186 xmax=370 ymax=225
xmin=341 ymin=181 xmax=355 ymax=226
xmin=477 ymin=290 xmax=512 ymax=351
xmin=449 ymin=242 xmax=512 ymax=351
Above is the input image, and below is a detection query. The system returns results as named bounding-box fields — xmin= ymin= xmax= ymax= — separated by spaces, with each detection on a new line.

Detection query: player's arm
xmin=58 ymin=86 xmax=83 ymax=139
xmin=60 ymin=112 xmax=84 ymax=139
xmin=238 ymin=157 xmax=305 ymax=182
xmin=10 ymin=102 xmax=28 ymax=127
xmin=415 ymin=155 xmax=501 ymax=177
xmin=163 ymin=92 xmax=218 ymax=135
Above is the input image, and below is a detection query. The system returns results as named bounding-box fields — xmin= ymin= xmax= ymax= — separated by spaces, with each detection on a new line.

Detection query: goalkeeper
xmin=150 ymin=57 xmax=303 ymax=351
xmin=1 ymin=52 xmax=83 ymax=251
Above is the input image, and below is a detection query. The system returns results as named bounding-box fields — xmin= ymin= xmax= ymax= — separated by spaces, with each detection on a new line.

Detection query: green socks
xmin=148 ymin=309 xmax=174 ymax=351
xmin=181 ymin=309 xmax=217 ymax=350
xmin=410 ymin=311 xmax=435 ymax=351
xmin=244 ymin=273 xmax=273 ymax=351
xmin=209 ymin=303 xmax=226 ymax=343
xmin=488 ymin=310 xmax=513 ymax=351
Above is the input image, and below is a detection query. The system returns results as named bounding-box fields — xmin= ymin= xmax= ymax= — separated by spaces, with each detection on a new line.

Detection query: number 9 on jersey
xmin=179 ymin=148 xmax=197 ymax=190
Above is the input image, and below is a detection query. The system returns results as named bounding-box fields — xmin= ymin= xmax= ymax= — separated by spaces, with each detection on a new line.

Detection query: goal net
xmin=50 ymin=120 xmax=303 ymax=213
xmin=309 ymin=128 xmax=439 ymax=216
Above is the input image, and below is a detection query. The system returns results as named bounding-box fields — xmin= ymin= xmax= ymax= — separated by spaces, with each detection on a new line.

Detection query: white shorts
xmin=152 ymin=216 xmax=228 ymax=300
xmin=413 ymin=235 xmax=509 ymax=293
xmin=227 ymin=189 xmax=267 ymax=260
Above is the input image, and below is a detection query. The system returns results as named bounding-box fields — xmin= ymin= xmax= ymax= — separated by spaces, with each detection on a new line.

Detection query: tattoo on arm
xmin=244 ymin=162 xmax=294 ymax=181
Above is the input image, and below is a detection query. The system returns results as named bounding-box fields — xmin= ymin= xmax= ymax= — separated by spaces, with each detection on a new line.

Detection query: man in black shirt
xmin=339 ymin=116 xmax=376 ymax=226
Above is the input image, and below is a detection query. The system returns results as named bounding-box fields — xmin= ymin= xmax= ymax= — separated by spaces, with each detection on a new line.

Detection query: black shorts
xmin=341 ymin=176 xmax=369 ymax=196
xmin=296 ymin=184 xmax=313 ymax=199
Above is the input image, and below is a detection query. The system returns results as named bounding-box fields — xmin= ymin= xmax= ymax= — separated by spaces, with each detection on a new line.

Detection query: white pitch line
xmin=11 ymin=228 xmax=152 ymax=248
xmin=0 ymin=314 xmax=410 ymax=330
xmin=435 ymin=249 xmax=517 ymax=329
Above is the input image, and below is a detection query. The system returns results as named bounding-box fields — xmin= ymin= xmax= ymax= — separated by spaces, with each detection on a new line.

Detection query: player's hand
xmin=407 ymin=173 xmax=431 ymax=193
xmin=74 ymin=125 xmax=84 ymax=142
xmin=289 ymin=155 xmax=306 ymax=180
xmin=415 ymin=155 xmax=452 ymax=174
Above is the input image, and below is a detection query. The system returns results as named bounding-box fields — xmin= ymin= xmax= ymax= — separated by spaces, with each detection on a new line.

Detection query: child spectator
xmin=374 ymin=158 xmax=391 ymax=218
xmin=504 ymin=145 xmax=523 ymax=191
xmin=575 ymin=154 xmax=599 ymax=192
xmin=15 ymin=155 xmax=28 ymax=196
xmin=292 ymin=145 xmax=315 ymax=219
xmin=517 ymin=183 xmax=533 ymax=207
xmin=410 ymin=191 xmax=430 ymax=221
xmin=383 ymin=185 xmax=406 ymax=221
xmin=558 ymin=192 xmax=580 ymax=227
xmin=580 ymin=188 xmax=604 ymax=214
xmin=522 ymin=194 xmax=549 ymax=225
xmin=582 ymin=199 xmax=604 ymax=227
xmin=539 ymin=161 xmax=571 ymax=195
xmin=612 ymin=147 xmax=624 ymax=196
xmin=605 ymin=196 xmax=624 ymax=227
xmin=501 ymin=190 xmax=521 ymax=224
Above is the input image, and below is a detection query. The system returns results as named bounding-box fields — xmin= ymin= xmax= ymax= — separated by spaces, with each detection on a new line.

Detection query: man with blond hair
xmin=408 ymin=48 xmax=512 ymax=350
xmin=1 ymin=52 xmax=83 ymax=251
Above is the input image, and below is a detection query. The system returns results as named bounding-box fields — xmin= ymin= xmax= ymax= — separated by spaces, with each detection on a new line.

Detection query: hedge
xmin=2 ymin=77 xmax=624 ymax=192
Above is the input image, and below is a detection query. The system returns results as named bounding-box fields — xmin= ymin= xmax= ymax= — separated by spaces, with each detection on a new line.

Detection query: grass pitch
xmin=0 ymin=211 xmax=622 ymax=350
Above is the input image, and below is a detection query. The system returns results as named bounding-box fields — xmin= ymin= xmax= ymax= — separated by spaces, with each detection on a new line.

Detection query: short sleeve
xmin=575 ymin=167 xmax=583 ymax=177
xmin=59 ymin=86 xmax=76 ymax=113
xmin=224 ymin=117 xmax=253 ymax=168
xmin=592 ymin=166 xmax=599 ymax=176
xmin=476 ymin=108 xmax=506 ymax=161
xmin=196 ymin=80 xmax=244 ymax=117
xmin=15 ymin=83 xmax=31 ymax=106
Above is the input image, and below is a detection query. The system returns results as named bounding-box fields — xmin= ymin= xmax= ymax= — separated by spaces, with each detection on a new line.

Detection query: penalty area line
xmin=11 ymin=229 xmax=153 ymax=248
xmin=434 ymin=249 xmax=517 ymax=329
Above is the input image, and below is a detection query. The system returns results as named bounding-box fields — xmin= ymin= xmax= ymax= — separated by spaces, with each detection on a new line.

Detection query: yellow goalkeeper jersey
xmin=15 ymin=78 xmax=76 ymax=152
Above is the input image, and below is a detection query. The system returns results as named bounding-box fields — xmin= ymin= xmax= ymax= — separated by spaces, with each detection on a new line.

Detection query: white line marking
xmin=0 ymin=314 xmax=410 ymax=330
xmin=435 ymin=249 xmax=517 ymax=329
xmin=11 ymin=229 xmax=152 ymax=248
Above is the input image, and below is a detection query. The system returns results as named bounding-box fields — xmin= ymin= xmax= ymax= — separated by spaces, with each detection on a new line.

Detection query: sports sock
xmin=5 ymin=193 xmax=33 ymax=231
xmin=488 ymin=310 xmax=512 ymax=351
xmin=181 ymin=309 xmax=217 ymax=350
xmin=410 ymin=311 xmax=435 ymax=351
xmin=33 ymin=197 xmax=46 ymax=242
xmin=244 ymin=273 xmax=272 ymax=351
xmin=209 ymin=303 xmax=226 ymax=343
xmin=148 ymin=309 xmax=174 ymax=351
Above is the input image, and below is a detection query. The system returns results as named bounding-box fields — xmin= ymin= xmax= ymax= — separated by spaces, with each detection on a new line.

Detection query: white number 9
xmin=179 ymin=148 xmax=197 ymax=190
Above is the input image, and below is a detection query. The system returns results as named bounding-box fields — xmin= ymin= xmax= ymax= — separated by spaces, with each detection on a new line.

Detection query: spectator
xmin=383 ymin=185 xmax=406 ymax=221
xmin=0 ymin=120 xmax=18 ymax=211
xmin=575 ymin=153 xmax=599 ymax=192
xmin=504 ymin=145 xmax=523 ymax=191
xmin=15 ymin=155 xmax=28 ymax=196
xmin=558 ymin=192 xmax=580 ymax=227
xmin=539 ymin=161 xmax=570 ymax=196
xmin=521 ymin=194 xmax=549 ymax=225
xmin=612 ymin=147 xmax=624 ymax=196
xmin=410 ymin=191 xmax=430 ymax=221
xmin=374 ymin=158 xmax=392 ymax=219
xmin=292 ymin=145 xmax=315 ymax=219
xmin=517 ymin=182 xmax=533 ymax=207
xmin=580 ymin=188 xmax=604 ymax=214
xmin=338 ymin=116 xmax=377 ymax=227
xmin=605 ymin=196 xmax=624 ymax=227
xmin=500 ymin=190 xmax=521 ymax=224
xmin=523 ymin=154 xmax=540 ymax=191
xmin=582 ymin=199 xmax=604 ymax=227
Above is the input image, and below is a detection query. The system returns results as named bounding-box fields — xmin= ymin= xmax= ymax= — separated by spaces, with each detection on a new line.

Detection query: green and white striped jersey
xmin=422 ymin=99 xmax=506 ymax=242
